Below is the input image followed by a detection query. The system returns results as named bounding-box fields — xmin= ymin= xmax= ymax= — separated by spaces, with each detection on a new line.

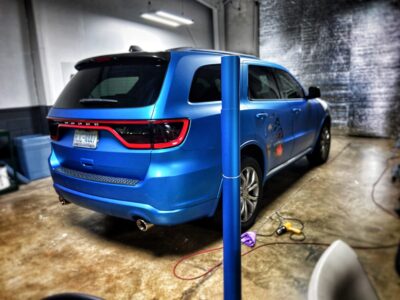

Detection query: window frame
xmin=188 ymin=64 xmax=222 ymax=104
xmin=53 ymin=60 xmax=168 ymax=109
xmin=247 ymin=65 xmax=282 ymax=101
xmin=272 ymin=69 xmax=306 ymax=100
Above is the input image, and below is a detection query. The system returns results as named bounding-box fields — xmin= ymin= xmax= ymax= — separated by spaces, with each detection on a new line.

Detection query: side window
xmin=248 ymin=66 xmax=280 ymax=100
xmin=189 ymin=64 xmax=221 ymax=103
xmin=274 ymin=70 xmax=305 ymax=99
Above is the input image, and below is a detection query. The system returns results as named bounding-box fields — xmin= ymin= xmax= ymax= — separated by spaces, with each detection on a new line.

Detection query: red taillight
xmin=113 ymin=123 xmax=152 ymax=147
xmin=48 ymin=119 xmax=61 ymax=140
xmin=151 ymin=120 xmax=189 ymax=149
xmin=47 ymin=118 xmax=190 ymax=149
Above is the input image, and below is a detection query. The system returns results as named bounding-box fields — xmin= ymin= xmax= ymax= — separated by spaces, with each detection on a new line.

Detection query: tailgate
xmin=50 ymin=125 xmax=151 ymax=180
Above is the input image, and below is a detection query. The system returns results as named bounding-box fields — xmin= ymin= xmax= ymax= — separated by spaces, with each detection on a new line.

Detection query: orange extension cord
xmin=172 ymin=241 xmax=398 ymax=281
xmin=173 ymin=143 xmax=400 ymax=281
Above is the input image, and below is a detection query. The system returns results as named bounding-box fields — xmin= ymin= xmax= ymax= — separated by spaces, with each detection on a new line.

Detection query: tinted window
xmin=274 ymin=70 xmax=304 ymax=99
xmin=248 ymin=66 xmax=280 ymax=100
xmin=189 ymin=64 xmax=221 ymax=103
xmin=54 ymin=61 xmax=168 ymax=108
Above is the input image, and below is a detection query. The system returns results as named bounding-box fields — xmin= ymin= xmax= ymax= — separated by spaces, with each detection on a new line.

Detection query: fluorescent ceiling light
xmin=141 ymin=13 xmax=180 ymax=27
xmin=156 ymin=11 xmax=194 ymax=25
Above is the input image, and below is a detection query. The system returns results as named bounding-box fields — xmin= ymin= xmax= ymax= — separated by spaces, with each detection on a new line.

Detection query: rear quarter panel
xmin=150 ymin=53 xmax=224 ymax=213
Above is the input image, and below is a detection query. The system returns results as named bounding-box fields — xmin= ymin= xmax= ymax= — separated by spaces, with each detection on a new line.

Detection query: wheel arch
xmin=240 ymin=142 xmax=265 ymax=180
xmin=312 ymin=114 xmax=332 ymax=149
xmin=211 ymin=141 xmax=266 ymax=217
xmin=323 ymin=115 xmax=331 ymax=129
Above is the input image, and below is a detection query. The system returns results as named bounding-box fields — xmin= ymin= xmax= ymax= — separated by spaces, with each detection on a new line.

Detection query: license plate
xmin=73 ymin=130 xmax=98 ymax=149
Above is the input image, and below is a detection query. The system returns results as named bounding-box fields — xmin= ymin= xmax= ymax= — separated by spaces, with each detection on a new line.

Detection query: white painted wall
xmin=0 ymin=0 xmax=38 ymax=109
xmin=0 ymin=0 xmax=213 ymax=109
xmin=30 ymin=0 xmax=213 ymax=105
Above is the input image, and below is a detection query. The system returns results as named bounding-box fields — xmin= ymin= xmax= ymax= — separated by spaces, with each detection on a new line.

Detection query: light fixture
xmin=155 ymin=11 xmax=194 ymax=25
xmin=141 ymin=13 xmax=180 ymax=27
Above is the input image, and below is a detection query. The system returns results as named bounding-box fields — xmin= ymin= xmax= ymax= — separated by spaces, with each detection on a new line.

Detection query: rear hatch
xmin=47 ymin=53 xmax=179 ymax=181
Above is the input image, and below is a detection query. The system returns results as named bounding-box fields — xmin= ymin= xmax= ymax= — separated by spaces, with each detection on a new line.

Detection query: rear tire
xmin=240 ymin=156 xmax=263 ymax=231
xmin=307 ymin=123 xmax=331 ymax=165
xmin=213 ymin=156 xmax=263 ymax=232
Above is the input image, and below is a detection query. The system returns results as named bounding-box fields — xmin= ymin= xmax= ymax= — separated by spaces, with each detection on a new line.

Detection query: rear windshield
xmin=54 ymin=61 xmax=168 ymax=108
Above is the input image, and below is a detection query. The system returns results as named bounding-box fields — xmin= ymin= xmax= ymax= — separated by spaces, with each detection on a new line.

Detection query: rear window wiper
xmin=79 ymin=98 xmax=119 ymax=104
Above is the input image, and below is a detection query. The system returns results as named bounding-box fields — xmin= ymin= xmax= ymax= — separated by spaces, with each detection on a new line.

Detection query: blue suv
xmin=47 ymin=48 xmax=330 ymax=231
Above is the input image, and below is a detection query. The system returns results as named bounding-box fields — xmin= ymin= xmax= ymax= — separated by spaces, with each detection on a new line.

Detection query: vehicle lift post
xmin=221 ymin=55 xmax=241 ymax=300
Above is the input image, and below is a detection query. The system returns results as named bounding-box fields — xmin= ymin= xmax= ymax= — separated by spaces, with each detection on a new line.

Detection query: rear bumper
xmin=49 ymin=147 xmax=222 ymax=225
xmin=55 ymin=183 xmax=215 ymax=225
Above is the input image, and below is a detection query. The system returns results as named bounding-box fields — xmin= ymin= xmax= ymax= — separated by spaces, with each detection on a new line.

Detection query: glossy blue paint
xmin=47 ymin=48 xmax=330 ymax=225
xmin=221 ymin=55 xmax=241 ymax=300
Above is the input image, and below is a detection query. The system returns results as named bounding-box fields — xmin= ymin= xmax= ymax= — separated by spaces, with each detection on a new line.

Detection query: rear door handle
xmin=292 ymin=108 xmax=302 ymax=114
xmin=256 ymin=113 xmax=269 ymax=120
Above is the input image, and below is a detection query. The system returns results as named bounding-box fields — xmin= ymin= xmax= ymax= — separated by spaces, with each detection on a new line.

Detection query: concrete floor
xmin=0 ymin=136 xmax=399 ymax=299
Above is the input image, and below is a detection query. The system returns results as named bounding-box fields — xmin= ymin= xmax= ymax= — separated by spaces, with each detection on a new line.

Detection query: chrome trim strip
xmin=266 ymin=147 xmax=312 ymax=178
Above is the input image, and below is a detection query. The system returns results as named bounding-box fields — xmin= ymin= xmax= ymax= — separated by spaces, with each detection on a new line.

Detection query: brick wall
xmin=0 ymin=106 xmax=50 ymax=138
xmin=259 ymin=0 xmax=400 ymax=137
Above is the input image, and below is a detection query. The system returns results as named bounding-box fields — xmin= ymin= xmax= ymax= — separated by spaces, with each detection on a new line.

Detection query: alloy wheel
xmin=320 ymin=127 xmax=331 ymax=160
xmin=240 ymin=166 xmax=260 ymax=223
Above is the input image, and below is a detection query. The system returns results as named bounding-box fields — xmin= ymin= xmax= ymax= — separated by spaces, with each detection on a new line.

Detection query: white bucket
xmin=0 ymin=164 xmax=10 ymax=191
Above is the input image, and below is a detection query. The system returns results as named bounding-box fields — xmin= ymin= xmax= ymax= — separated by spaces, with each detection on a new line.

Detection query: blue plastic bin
xmin=14 ymin=134 xmax=51 ymax=180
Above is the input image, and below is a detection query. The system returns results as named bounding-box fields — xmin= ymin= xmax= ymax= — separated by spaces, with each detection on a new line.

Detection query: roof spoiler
xmin=74 ymin=52 xmax=170 ymax=70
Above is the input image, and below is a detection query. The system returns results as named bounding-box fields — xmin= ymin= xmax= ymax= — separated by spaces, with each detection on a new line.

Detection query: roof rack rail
xmin=166 ymin=46 xmax=194 ymax=51
xmin=166 ymin=47 xmax=258 ymax=59
xmin=192 ymin=49 xmax=258 ymax=59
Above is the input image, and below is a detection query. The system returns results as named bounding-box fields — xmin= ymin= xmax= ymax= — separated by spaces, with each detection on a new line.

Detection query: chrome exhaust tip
xmin=136 ymin=219 xmax=154 ymax=232
xmin=59 ymin=195 xmax=70 ymax=205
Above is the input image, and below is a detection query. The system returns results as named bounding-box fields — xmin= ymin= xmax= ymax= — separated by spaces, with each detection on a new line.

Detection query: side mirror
xmin=306 ymin=86 xmax=321 ymax=99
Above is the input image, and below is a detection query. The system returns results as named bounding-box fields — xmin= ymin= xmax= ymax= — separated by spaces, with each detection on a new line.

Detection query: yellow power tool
xmin=276 ymin=222 xmax=302 ymax=235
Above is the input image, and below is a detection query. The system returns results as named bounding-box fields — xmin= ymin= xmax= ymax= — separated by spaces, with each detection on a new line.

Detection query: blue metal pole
xmin=221 ymin=55 xmax=241 ymax=300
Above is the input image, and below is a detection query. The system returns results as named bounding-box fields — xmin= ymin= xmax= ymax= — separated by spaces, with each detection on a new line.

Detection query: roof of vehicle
xmin=167 ymin=47 xmax=259 ymax=59
xmin=75 ymin=47 xmax=285 ymax=70
xmin=169 ymin=48 xmax=288 ymax=71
